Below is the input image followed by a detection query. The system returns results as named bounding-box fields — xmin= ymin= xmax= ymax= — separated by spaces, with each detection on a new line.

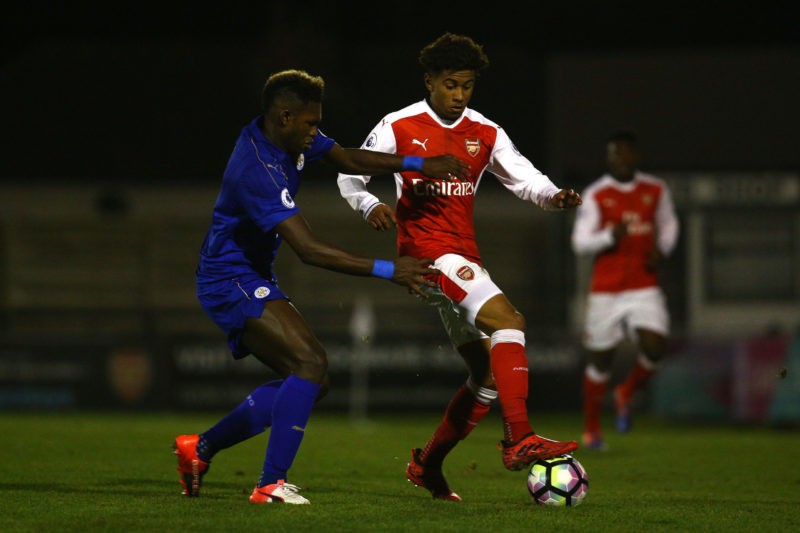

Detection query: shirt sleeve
xmin=337 ymin=119 xmax=398 ymax=219
xmin=305 ymin=129 xmax=335 ymax=162
xmin=655 ymin=183 xmax=680 ymax=256
xmin=486 ymin=127 xmax=561 ymax=209
xmin=571 ymin=187 xmax=616 ymax=255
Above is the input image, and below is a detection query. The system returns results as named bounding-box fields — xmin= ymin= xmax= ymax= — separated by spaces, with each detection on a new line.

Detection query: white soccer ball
xmin=527 ymin=454 xmax=589 ymax=506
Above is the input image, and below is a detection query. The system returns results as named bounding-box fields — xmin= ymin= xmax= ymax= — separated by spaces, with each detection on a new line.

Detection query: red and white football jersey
xmin=571 ymin=172 xmax=679 ymax=293
xmin=338 ymin=100 xmax=559 ymax=262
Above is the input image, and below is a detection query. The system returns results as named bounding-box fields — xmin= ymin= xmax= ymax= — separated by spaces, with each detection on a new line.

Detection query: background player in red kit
xmin=571 ymin=130 xmax=679 ymax=450
xmin=338 ymin=32 xmax=582 ymax=501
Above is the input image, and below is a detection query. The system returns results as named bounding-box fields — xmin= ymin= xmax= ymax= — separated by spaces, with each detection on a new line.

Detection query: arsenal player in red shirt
xmin=571 ymin=130 xmax=679 ymax=450
xmin=338 ymin=32 xmax=582 ymax=500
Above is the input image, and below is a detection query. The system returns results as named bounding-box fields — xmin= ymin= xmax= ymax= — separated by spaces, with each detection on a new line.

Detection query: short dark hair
xmin=607 ymin=129 xmax=638 ymax=145
xmin=418 ymin=32 xmax=490 ymax=76
xmin=261 ymin=69 xmax=325 ymax=113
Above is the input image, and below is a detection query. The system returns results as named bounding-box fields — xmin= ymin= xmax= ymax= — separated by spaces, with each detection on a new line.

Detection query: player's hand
xmin=612 ymin=222 xmax=629 ymax=243
xmin=421 ymin=155 xmax=470 ymax=181
xmin=391 ymin=256 xmax=440 ymax=297
xmin=366 ymin=203 xmax=396 ymax=231
xmin=550 ymin=188 xmax=582 ymax=209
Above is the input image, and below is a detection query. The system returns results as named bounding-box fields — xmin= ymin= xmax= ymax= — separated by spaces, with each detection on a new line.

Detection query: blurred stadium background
xmin=1 ymin=2 xmax=798 ymax=424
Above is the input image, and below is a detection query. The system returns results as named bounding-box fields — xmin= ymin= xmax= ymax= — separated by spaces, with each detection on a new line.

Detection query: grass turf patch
xmin=1 ymin=411 xmax=798 ymax=532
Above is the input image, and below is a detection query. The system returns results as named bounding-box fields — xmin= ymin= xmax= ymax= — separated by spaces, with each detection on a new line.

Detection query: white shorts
xmin=423 ymin=253 xmax=502 ymax=347
xmin=582 ymin=287 xmax=669 ymax=350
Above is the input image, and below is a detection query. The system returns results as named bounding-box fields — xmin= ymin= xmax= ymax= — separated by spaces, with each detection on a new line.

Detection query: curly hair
xmin=261 ymin=69 xmax=325 ymax=113
xmin=418 ymin=32 xmax=490 ymax=75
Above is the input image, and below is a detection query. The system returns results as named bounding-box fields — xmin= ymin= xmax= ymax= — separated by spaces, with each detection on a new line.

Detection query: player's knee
xmin=478 ymin=311 xmax=526 ymax=334
xmin=588 ymin=359 xmax=612 ymax=374
xmin=639 ymin=335 xmax=666 ymax=362
xmin=641 ymin=351 xmax=663 ymax=366
xmin=587 ymin=349 xmax=615 ymax=373
xmin=292 ymin=346 xmax=329 ymax=383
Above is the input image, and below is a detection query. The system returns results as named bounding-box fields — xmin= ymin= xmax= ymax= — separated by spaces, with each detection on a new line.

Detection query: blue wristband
xmin=371 ymin=259 xmax=395 ymax=280
xmin=402 ymin=156 xmax=424 ymax=172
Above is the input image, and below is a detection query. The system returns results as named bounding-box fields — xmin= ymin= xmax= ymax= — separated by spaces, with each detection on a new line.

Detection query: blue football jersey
xmin=197 ymin=116 xmax=335 ymax=283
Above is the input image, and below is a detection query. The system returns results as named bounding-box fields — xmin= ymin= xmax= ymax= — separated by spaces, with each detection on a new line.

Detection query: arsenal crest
xmin=457 ymin=265 xmax=475 ymax=280
xmin=465 ymin=138 xmax=480 ymax=158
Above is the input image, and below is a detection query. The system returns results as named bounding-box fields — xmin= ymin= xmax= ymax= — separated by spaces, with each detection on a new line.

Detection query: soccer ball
xmin=527 ymin=454 xmax=589 ymax=506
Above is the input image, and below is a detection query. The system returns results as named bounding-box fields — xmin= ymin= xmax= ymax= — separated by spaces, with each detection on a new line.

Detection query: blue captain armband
xmin=371 ymin=259 xmax=395 ymax=279
xmin=402 ymin=156 xmax=424 ymax=172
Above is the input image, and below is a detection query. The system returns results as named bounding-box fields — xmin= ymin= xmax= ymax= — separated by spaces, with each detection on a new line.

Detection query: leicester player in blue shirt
xmin=173 ymin=69 xmax=470 ymax=504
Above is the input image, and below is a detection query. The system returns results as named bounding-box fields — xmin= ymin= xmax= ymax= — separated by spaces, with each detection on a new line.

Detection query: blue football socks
xmin=196 ymin=379 xmax=282 ymax=462
xmin=258 ymin=374 xmax=321 ymax=487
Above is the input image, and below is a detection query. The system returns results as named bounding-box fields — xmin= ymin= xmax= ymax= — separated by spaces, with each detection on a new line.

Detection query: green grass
xmin=1 ymin=411 xmax=798 ymax=532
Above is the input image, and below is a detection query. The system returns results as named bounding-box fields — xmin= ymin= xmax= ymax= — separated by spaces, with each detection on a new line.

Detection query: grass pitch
xmin=1 ymin=410 xmax=798 ymax=532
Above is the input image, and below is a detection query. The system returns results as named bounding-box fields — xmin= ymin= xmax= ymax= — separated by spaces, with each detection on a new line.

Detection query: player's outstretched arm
xmin=276 ymin=213 xmax=437 ymax=296
xmin=325 ymin=144 xmax=470 ymax=181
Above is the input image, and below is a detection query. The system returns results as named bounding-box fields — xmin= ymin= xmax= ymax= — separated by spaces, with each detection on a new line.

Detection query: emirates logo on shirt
xmin=465 ymin=138 xmax=481 ymax=157
xmin=411 ymin=178 xmax=475 ymax=197
xmin=601 ymin=198 xmax=616 ymax=207
xmin=457 ymin=265 xmax=475 ymax=280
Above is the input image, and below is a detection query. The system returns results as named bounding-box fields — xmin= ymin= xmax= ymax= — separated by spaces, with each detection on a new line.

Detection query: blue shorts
xmin=197 ymin=276 xmax=288 ymax=359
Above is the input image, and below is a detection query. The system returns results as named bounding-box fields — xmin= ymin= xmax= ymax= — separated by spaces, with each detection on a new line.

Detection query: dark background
xmin=1 ymin=2 xmax=798 ymax=415
xmin=2 ymin=1 xmax=798 ymax=187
